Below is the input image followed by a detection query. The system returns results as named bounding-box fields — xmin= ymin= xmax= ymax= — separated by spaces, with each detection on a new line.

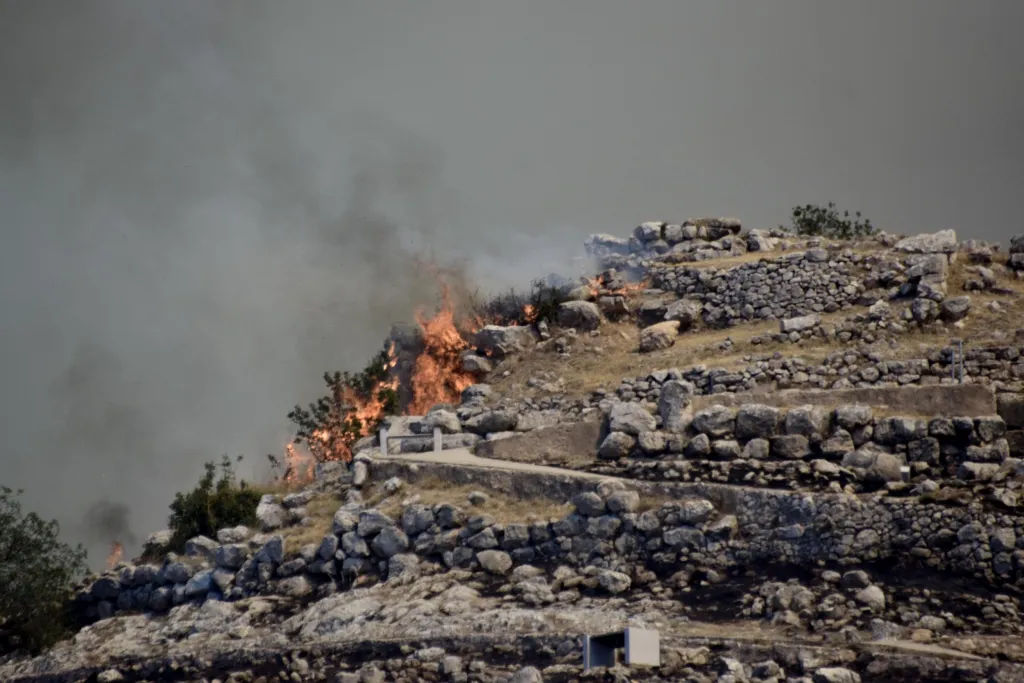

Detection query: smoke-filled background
xmin=1 ymin=1 xmax=1022 ymax=568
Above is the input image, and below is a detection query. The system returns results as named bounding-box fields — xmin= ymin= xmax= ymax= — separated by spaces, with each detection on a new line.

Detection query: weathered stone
xmin=609 ymin=402 xmax=657 ymax=435
xmin=896 ymin=229 xmax=957 ymax=253
xmin=658 ymin=380 xmax=696 ymax=433
xmin=771 ymin=435 xmax=811 ymax=460
xmin=464 ymin=409 xmax=519 ymax=435
xmin=780 ymin=313 xmax=821 ymax=333
xmin=476 ymin=550 xmax=513 ymax=575
xmin=939 ymin=296 xmax=971 ymax=322
xmin=557 ymin=301 xmax=602 ymax=331
xmin=598 ymin=431 xmax=636 ymax=459
xmin=639 ymin=320 xmax=681 ymax=352
xmin=691 ymin=405 xmax=736 ymax=438
xmin=735 ymin=404 xmax=780 ymax=439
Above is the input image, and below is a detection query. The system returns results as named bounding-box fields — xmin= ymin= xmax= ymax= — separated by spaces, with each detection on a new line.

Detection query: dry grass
xmin=277 ymin=494 xmax=341 ymax=549
xmin=363 ymin=476 xmax=574 ymax=524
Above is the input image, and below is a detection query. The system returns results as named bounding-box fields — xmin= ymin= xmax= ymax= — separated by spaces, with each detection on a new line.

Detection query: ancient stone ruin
xmin=6 ymin=220 xmax=1024 ymax=683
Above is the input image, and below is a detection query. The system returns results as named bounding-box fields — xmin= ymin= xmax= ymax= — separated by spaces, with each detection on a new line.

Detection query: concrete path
xmin=374 ymin=448 xmax=610 ymax=480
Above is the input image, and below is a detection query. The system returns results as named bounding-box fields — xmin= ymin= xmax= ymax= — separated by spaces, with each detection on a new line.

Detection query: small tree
xmin=167 ymin=456 xmax=261 ymax=551
xmin=784 ymin=202 xmax=876 ymax=240
xmin=0 ymin=487 xmax=88 ymax=653
xmin=285 ymin=348 xmax=399 ymax=466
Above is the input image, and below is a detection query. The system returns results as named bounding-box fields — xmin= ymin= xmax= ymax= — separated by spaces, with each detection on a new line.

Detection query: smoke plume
xmin=1 ymin=1 xmax=1022 ymax=568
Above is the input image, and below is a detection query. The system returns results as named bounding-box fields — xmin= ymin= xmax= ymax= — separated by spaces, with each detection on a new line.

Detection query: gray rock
xmin=940 ymin=296 xmax=971 ymax=322
xmin=509 ymin=666 xmax=543 ymax=683
xmin=357 ymin=510 xmax=395 ymax=537
xmin=834 ymin=404 xmax=873 ymax=430
xmin=255 ymin=498 xmax=286 ymax=532
xmin=840 ymin=570 xmax=871 ymax=589
xmin=677 ymin=498 xmax=715 ymax=524
xmin=476 ymin=550 xmax=513 ymax=574
xmin=735 ymin=404 xmax=780 ymax=439
xmin=639 ymin=320 xmax=681 ymax=352
xmin=371 ymin=526 xmax=409 ymax=559
xmin=606 ymin=490 xmax=640 ymax=513
xmin=813 ymin=668 xmax=862 ymax=683
xmin=557 ymin=300 xmax=602 ymax=331
xmin=598 ymin=431 xmax=636 ymax=459
xmin=572 ymin=492 xmax=607 ymax=517
xmin=387 ymin=553 xmax=420 ymax=579
xmin=895 ymin=229 xmax=957 ymax=253
xmin=214 ymin=544 xmax=248 ymax=570
xmin=333 ymin=508 xmax=360 ymax=535
xmin=780 ymin=313 xmax=821 ymax=333
xmin=855 ymin=585 xmax=886 ymax=611
xmin=423 ymin=409 xmax=462 ymax=434
xmin=461 ymin=383 xmax=492 ymax=402
xmin=461 ymin=351 xmax=492 ymax=374
xmin=658 ymin=380 xmax=696 ymax=433
xmin=743 ymin=438 xmax=771 ymax=460
xmin=664 ymin=299 xmax=703 ymax=329
xmin=911 ymin=298 xmax=939 ymax=323
xmin=597 ymin=570 xmax=632 ymax=594
xmin=185 ymin=535 xmax=219 ymax=560
xmin=609 ymin=402 xmax=657 ymax=435
xmin=216 ymin=526 xmax=250 ymax=544
xmin=771 ymin=434 xmax=811 ymax=460
xmin=474 ymin=325 xmax=536 ymax=358
xmin=692 ymin=405 xmax=736 ymax=438
xmin=785 ymin=404 xmax=830 ymax=440
xmin=464 ymin=409 xmax=519 ymax=435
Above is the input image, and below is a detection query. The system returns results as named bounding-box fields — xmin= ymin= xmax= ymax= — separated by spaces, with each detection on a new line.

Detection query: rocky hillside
xmin=5 ymin=217 xmax=1024 ymax=683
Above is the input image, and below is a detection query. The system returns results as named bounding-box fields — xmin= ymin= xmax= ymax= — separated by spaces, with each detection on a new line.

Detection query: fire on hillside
xmin=279 ymin=280 xmax=491 ymax=482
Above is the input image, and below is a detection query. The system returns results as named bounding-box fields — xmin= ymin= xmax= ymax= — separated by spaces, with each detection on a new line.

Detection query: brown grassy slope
xmin=488 ymin=252 xmax=1024 ymax=402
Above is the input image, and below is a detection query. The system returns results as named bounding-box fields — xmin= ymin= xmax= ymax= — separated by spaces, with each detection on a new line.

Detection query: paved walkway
xmin=372 ymin=448 xmax=610 ymax=480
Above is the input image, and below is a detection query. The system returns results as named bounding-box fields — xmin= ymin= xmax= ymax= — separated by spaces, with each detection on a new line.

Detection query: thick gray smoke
xmin=1 ymin=1 xmax=1022 ymax=569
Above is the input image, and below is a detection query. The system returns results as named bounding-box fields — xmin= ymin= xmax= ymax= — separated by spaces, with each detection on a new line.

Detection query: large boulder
xmin=735 ymin=404 xmax=780 ymax=440
xmin=557 ymin=301 xmax=602 ymax=331
xmin=474 ymin=325 xmax=536 ymax=359
xmin=658 ymin=380 xmax=696 ymax=433
xmin=464 ymin=409 xmax=519 ymax=435
xmin=780 ymin=314 xmax=820 ymax=334
xmin=608 ymin=402 xmax=657 ymax=435
xmin=664 ymin=299 xmax=703 ymax=329
xmin=939 ymin=296 xmax=971 ymax=322
xmin=691 ymin=405 xmax=736 ymax=438
xmin=423 ymin=408 xmax=462 ymax=434
xmin=639 ymin=320 xmax=681 ymax=352
xmin=895 ymin=229 xmax=957 ymax=254
xmin=256 ymin=497 xmax=286 ymax=532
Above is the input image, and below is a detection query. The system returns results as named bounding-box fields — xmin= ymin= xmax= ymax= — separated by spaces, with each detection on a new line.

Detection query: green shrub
xmin=783 ymin=202 xmax=877 ymax=240
xmin=285 ymin=347 xmax=399 ymax=466
xmin=167 ymin=456 xmax=261 ymax=551
xmin=0 ymin=486 xmax=88 ymax=654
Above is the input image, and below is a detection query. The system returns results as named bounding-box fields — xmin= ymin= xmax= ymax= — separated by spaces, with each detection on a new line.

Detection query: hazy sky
xmin=2 ymin=1 xmax=1022 ymax=566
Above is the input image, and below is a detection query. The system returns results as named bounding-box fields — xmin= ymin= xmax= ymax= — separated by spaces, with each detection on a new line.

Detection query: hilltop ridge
xmin=5 ymin=213 xmax=1024 ymax=683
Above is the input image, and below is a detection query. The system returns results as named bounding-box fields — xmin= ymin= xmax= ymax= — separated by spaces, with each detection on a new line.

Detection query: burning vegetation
xmin=276 ymin=270 xmax=638 ymax=479
xmin=105 ymin=542 xmax=123 ymax=570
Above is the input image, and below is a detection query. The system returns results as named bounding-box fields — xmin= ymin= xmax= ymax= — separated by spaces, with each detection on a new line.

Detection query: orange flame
xmin=407 ymin=284 xmax=477 ymax=414
xmin=523 ymin=304 xmax=538 ymax=324
xmin=106 ymin=542 xmax=123 ymax=570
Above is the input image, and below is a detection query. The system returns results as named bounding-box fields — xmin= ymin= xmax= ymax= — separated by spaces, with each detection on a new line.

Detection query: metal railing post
xmin=380 ymin=426 xmax=389 ymax=456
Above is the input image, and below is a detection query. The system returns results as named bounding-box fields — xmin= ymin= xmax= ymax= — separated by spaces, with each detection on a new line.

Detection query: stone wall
xmin=648 ymin=250 xmax=868 ymax=328
xmin=73 ymin=450 xmax=1024 ymax=634
xmin=595 ymin=398 xmax=1018 ymax=489
xmin=602 ymin=344 xmax=1024 ymax=406
xmin=689 ymin=384 xmax=996 ymax=416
